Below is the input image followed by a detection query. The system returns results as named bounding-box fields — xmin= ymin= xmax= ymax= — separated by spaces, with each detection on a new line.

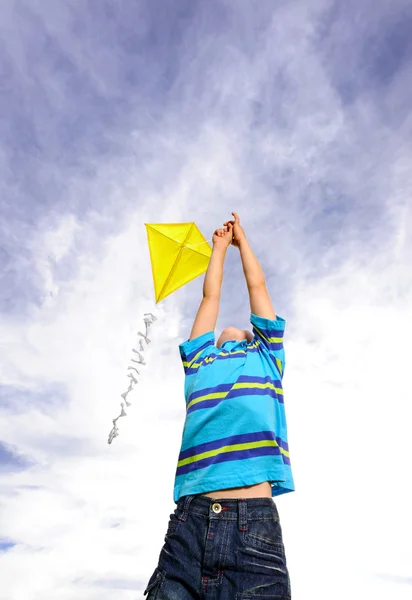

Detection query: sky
xmin=1 ymin=0 xmax=412 ymax=598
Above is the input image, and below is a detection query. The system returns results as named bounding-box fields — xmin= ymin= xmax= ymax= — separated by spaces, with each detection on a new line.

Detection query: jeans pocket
xmin=165 ymin=511 xmax=182 ymax=539
xmin=243 ymin=517 xmax=286 ymax=555
xmin=143 ymin=567 xmax=164 ymax=598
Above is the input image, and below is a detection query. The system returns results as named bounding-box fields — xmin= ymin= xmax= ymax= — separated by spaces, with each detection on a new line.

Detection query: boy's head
xmin=216 ymin=327 xmax=253 ymax=349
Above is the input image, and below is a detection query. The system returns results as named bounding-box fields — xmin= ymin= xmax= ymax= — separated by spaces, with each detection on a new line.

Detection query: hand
xmin=212 ymin=223 xmax=233 ymax=248
xmin=223 ymin=212 xmax=246 ymax=248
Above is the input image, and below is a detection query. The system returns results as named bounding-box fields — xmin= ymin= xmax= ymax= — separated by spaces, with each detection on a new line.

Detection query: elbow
xmin=203 ymin=291 xmax=221 ymax=301
xmin=247 ymin=279 xmax=266 ymax=290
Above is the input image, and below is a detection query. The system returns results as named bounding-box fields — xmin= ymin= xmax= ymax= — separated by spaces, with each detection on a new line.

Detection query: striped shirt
xmin=174 ymin=312 xmax=294 ymax=503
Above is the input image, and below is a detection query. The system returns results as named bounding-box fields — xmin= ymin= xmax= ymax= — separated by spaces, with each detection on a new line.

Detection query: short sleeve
xmin=179 ymin=331 xmax=215 ymax=375
xmin=250 ymin=313 xmax=286 ymax=377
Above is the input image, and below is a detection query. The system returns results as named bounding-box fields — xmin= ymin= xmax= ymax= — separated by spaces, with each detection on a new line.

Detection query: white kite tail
xmin=107 ymin=311 xmax=157 ymax=444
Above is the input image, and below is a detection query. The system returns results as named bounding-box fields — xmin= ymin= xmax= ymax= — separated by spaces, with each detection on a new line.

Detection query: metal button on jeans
xmin=212 ymin=503 xmax=222 ymax=513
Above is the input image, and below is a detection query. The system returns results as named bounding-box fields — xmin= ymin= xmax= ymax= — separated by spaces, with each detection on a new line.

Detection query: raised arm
xmin=223 ymin=212 xmax=276 ymax=320
xmin=189 ymin=224 xmax=233 ymax=341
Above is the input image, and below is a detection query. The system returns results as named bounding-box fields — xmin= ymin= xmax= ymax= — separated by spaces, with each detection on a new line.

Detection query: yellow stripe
xmin=254 ymin=325 xmax=282 ymax=344
xmin=183 ymin=338 xmax=277 ymax=370
xmin=183 ymin=360 xmax=205 ymax=369
xmin=178 ymin=439 xmax=289 ymax=468
xmin=233 ymin=382 xmax=283 ymax=394
xmin=183 ymin=349 xmax=230 ymax=369
xmin=182 ymin=348 xmax=206 ymax=369
xmin=275 ymin=357 xmax=283 ymax=375
xmin=184 ymin=349 xmax=247 ymax=370
xmin=187 ymin=391 xmax=227 ymax=409
xmin=187 ymin=382 xmax=283 ymax=410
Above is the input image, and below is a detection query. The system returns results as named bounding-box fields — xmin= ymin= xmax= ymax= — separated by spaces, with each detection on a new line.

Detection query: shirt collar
xmin=220 ymin=339 xmax=248 ymax=349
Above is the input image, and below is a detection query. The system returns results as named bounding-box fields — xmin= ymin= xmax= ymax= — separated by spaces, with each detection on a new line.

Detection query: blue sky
xmin=1 ymin=1 xmax=412 ymax=598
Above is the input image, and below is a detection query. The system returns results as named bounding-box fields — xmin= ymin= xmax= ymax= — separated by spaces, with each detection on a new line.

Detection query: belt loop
xmin=178 ymin=495 xmax=194 ymax=522
xmin=238 ymin=499 xmax=247 ymax=532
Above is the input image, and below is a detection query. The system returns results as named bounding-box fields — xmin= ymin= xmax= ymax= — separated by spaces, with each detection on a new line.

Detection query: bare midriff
xmin=200 ymin=481 xmax=272 ymax=499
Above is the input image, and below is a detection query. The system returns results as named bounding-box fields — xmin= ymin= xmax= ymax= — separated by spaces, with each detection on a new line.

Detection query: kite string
xmin=107 ymin=311 xmax=157 ymax=444
xmin=185 ymin=216 xmax=234 ymax=247
xmin=184 ymin=240 xmax=212 ymax=247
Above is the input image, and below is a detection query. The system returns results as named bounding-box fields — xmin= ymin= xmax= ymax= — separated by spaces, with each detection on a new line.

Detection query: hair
xmin=216 ymin=327 xmax=253 ymax=349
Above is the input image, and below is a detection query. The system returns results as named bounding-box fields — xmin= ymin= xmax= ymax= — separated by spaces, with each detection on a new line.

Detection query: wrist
xmin=212 ymin=243 xmax=229 ymax=253
xmin=238 ymin=236 xmax=248 ymax=249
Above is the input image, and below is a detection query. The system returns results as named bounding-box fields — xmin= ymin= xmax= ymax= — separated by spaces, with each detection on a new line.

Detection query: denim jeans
xmin=143 ymin=494 xmax=291 ymax=599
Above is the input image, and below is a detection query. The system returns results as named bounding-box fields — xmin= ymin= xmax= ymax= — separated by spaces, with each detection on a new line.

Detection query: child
xmin=144 ymin=213 xmax=294 ymax=599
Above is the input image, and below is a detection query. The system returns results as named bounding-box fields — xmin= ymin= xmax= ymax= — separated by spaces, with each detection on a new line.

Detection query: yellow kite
xmin=145 ymin=222 xmax=212 ymax=303
xmin=108 ymin=222 xmax=211 ymax=444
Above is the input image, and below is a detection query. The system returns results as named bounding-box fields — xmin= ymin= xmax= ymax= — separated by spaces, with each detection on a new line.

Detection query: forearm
xmin=239 ymin=237 xmax=266 ymax=288
xmin=203 ymin=245 xmax=227 ymax=297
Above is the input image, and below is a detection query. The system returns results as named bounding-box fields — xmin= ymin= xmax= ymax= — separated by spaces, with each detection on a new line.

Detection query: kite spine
xmin=107 ymin=312 xmax=157 ymax=444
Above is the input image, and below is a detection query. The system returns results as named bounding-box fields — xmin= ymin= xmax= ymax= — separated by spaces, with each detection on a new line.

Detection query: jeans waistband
xmin=176 ymin=494 xmax=279 ymax=531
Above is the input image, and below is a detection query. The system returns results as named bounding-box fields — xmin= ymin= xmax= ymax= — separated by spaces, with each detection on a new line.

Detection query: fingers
xmin=223 ymin=212 xmax=239 ymax=226
xmin=215 ymin=225 xmax=232 ymax=237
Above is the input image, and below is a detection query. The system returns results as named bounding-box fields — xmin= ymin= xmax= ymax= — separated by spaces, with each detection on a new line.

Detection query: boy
xmin=144 ymin=213 xmax=294 ymax=599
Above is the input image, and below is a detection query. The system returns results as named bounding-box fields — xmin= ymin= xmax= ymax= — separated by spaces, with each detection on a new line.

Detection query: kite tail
xmin=107 ymin=311 xmax=157 ymax=444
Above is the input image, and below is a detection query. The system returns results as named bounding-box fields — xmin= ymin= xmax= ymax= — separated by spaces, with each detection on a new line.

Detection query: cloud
xmin=375 ymin=574 xmax=412 ymax=586
xmin=0 ymin=0 xmax=411 ymax=598
xmin=0 ymin=440 xmax=36 ymax=472
xmin=0 ymin=540 xmax=16 ymax=552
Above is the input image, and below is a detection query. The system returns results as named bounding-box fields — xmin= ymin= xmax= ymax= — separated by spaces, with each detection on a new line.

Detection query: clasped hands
xmin=213 ymin=212 xmax=246 ymax=249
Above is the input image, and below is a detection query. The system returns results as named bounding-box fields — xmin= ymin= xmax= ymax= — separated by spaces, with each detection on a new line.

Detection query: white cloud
xmin=1 ymin=0 xmax=412 ymax=598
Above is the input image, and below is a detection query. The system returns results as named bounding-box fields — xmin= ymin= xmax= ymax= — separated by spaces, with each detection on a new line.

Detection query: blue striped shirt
xmin=174 ymin=312 xmax=294 ymax=503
